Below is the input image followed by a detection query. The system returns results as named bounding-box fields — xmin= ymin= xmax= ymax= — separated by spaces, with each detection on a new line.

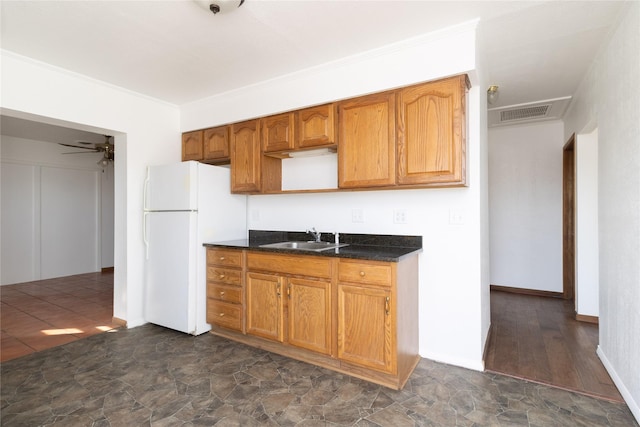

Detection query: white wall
xmin=0 ymin=21 xmax=492 ymax=371
xmin=564 ymin=2 xmax=640 ymax=421
xmin=1 ymin=135 xmax=113 ymax=284
xmin=575 ymin=128 xmax=599 ymax=317
xmin=1 ymin=50 xmax=181 ymax=327
xmin=182 ymin=22 xmax=490 ymax=370
xmin=488 ymin=120 xmax=565 ymax=292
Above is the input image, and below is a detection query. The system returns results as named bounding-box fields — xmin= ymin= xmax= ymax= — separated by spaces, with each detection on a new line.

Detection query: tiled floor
xmin=0 ymin=271 xmax=118 ymax=362
xmin=1 ymin=324 xmax=637 ymax=426
xmin=1 ymin=274 xmax=637 ymax=425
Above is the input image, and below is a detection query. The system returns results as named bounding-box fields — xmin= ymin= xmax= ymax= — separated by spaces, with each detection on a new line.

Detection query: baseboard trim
xmin=490 ymin=284 xmax=563 ymax=298
xmin=112 ymin=317 xmax=127 ymax=327
xmin=597 ymin=345 xmax=640 ymax=424
xmin=101 ymin=267 xmax=114 ymax=273
xmin=482 ymin=323 xmax=493 ymax=365
xmin=575 ymin=313 xmax=599 ymax=324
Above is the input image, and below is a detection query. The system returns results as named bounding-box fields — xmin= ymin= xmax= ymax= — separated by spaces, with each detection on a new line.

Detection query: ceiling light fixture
xmin=198 ymin=0 xmax=244 ymax=15
xmin=487 ymin=85 xmax=499 ymax=105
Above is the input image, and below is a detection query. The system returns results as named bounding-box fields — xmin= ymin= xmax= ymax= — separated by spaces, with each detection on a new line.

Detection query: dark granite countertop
xmin=203 ymin=230 xmax=422 ymax=262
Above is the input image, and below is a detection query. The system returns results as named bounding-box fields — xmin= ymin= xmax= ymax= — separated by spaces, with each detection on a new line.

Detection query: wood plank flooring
xmin=485 ymin=290 xmax=623 ymax=402
xmin=0 ymin=271 xmax=117 ymax=362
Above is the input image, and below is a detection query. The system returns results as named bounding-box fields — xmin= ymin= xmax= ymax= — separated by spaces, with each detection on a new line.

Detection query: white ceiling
xmin=0 ymin=0 xmax=627 ymax=141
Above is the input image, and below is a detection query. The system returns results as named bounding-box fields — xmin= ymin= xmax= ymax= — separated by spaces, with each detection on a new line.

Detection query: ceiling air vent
xmin=500 ymin=105 xmax=550 ymax=122
xmin=488 ymin=96 xmax=572 ymax=127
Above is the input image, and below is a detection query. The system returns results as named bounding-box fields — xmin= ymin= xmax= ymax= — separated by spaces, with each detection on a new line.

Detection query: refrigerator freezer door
xmin=145 ymin=161 xmax=198 ymax=211
xmin=145 ymin=211 xmax=197 ymax=334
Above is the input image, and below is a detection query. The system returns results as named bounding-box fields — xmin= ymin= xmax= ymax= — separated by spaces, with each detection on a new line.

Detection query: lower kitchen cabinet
xmin=246 ymin=272 xmax=284 ymax=342
xmin=246 ymin=254 xmax=332 ymax=355
xmin=337 ymin=283 xmax=393 ymax=373
xmin=287 ymin=277 xmax=332 ymax=355
xmin=206 ymin=248 xmax=245 ymax=332
xmin=206 ymin=248 xmax=419 ymax=390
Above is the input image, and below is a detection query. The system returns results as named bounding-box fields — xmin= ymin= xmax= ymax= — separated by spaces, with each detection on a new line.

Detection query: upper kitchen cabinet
xmin=396 ymin=75 xmax=469 ymax=186
xmin=230 ymin=119 xmax=281 ymax=194
xmin=181 ymin=130 xmax=203 ymax=161
xmin=338 ymin=92 xmax=396 ymax=188
xmin=203 ymin=125 xmax=230 ymax=164
xmin=296 ymin=103 xmax=337 ymax=150
xmin=262 ymin=112 xmax=295 ymax=153
xmin=185 ymin=73 xmax=470 ymax=192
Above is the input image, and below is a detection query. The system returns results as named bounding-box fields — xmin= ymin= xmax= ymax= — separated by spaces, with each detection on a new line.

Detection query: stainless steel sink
xmin=259 ymin=241 xmax=349 ymax=252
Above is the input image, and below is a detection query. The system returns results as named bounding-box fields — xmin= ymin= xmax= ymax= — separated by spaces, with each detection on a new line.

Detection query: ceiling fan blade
xmin=62 ymin=151 xmax=99 ymax=154
xmin=58 ymin=142 xmax=97 ymax=150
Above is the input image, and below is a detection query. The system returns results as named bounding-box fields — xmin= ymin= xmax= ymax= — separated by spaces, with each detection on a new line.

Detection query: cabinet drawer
xmin=207 ymin=282 xmax=242 ymax=304
xmin=207 ymin=248 xmax=244 ymax=268
xmin=206 ymin=266 xmax=242 ymax=286
xmin=338 ymin=260 xmax=393 ymax=286
xmin=247 ymin=252 xmax=332 ymax=279
xmin=207 ymin=283 xmax=242 ymax=304
xmin=207 ymin=299 xmax=242 ymax=331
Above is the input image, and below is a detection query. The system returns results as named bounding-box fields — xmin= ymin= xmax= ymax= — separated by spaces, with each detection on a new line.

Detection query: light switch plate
xmin=352 ymin=209 xmax=364 ymax=223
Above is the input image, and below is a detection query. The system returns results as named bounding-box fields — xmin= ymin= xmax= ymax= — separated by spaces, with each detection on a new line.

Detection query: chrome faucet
xmin=306 ymin=227 xmax=322 ymax=242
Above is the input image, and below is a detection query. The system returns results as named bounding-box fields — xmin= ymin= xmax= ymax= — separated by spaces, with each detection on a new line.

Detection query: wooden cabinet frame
xmin=337 ymin=91 xmax=396 ymax=188
xmin=186 ymin=74 xmax=469 ymax=193
xmin=397 ymin=75 xmax=469 ymax=186
xmin=206 ymin=249 xmax=420 ymax=390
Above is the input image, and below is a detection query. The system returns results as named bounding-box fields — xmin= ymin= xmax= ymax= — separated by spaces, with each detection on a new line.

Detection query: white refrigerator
xmin=143 ymin=161 xmax=246 ymax=335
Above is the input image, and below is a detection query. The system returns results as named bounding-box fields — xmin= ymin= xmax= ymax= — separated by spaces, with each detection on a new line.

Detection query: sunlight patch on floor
xmin=41 ymin=328 xmax=83 ymax=336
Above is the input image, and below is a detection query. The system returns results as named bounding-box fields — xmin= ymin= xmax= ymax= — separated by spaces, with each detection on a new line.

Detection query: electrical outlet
xmin=449 ymin=209 xmax=464 ymax=225
xmin=393 ymin=209 xmax=407 ymax=224
xmin=352 ymin=209 xmax=364 ymax=223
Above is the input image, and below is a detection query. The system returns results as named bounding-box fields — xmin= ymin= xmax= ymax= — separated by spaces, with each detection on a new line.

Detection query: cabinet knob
xmin=219 ymin=313 xmax=225 ymax=317
xmin=219 ymin=274 xmax=225 ymax=279
xmin=359 ymin=271 xmax=366 ymax=277
xmin=220 ymin=291 xmax=225 ymax=297
xmin=219 ymin=256 xmax=225 ymax=261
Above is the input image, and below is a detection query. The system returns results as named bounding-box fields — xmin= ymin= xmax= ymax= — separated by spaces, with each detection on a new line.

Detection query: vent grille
xmin=500 ymin=105 xmax=551 ymax=122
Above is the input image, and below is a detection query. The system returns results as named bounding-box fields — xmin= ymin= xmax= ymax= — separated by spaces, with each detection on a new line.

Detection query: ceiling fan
xmin=60 ymin=135 xmax=114 ymax=166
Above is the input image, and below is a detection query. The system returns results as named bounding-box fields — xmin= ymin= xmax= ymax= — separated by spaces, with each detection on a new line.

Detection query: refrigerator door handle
xmin=143 ymin=167 xmax=150 ymax=211
xmin=143 ymin=211 xmax=150 ymax=260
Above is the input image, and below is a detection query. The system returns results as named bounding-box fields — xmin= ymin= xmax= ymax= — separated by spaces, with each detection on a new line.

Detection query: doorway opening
xmin=563 ymin=134 xmax=576 ymax=300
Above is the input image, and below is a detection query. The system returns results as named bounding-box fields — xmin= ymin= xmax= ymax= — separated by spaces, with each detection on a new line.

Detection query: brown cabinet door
xmin=230 ymin=119 xmax=261 ymax=193
xmin=246 ymin=272 xmax=284 ymax=342
xmin=287 ymin=277 xmax=332 ymax=355
xmin=337 ymin=283 xmax=395 ymax=374
xmin=397 ymin=75 xmax=468 ymax=185
xmin=203 ymin=125 xmax=230 ymax=162
xmin=262 ymin=112 xmax=295 ymax=153
xmin=296 ymin=103 xmax=337 ymax=149
xmin=338 ymin=92 xmax=396 ymax=188
xmin=182 ymin=130 xmax=203 ymax=161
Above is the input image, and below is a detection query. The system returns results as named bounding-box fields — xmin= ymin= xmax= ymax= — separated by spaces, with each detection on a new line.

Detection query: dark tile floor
xmin=1 ymin=324 xmax=637 ymax=426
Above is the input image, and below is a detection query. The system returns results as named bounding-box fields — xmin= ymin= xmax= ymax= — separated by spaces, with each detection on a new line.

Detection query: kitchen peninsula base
xmin=205 ymin=233 xmax=421 ymax=390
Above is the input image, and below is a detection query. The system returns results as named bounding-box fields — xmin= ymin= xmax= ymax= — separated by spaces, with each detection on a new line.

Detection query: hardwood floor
xmin=0 ymin=271 xmax=118 ymax=362
xmin=486 ymin=290 xmax=623 ymax=402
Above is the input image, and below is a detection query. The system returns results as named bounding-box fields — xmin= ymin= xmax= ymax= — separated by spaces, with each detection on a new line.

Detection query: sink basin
xmin=260 ymin=241 xmax=349 ymax=252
